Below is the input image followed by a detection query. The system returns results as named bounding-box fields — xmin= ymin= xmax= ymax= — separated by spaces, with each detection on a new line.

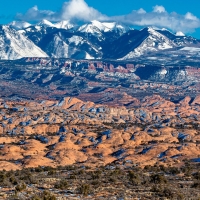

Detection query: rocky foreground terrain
xmin=0 ymin=95 xmax=200 ymax=199
xmin=0 ymin=95 xmax=200 ymax=171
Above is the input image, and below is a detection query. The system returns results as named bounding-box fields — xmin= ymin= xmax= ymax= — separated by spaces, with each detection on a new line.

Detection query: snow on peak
xmin=37 ymin=19 xmax=55 ymax=27
xmin=54 ymin=20 xmax=74 ymax=29
xmin=102 ymin=22 xmax=116 ymax=29
xmin=140 ymin=27 xmax=156 ymax=33
xmin=161 ymin=28 xmax=169 ymax=31
xmin=0 ymin=25 xmax=48 ymax=60
xmin=78 ymin=20 xmax=129 ymax=34
xmin=120 ymin=26 xmax=176 ymax=60
xmin=143 ymin=27 xmax=175 ymax=36
xmin=78 ymin=21 xmax=105 ymax=34
xmin=85 ymin=52 xmax=94 ymax=59
xmin=146 ymin=27 xmax=157 ymax=33
xmin=102 ymin=22 xmax=130 ymax=33
xmin=176 ymin=31 xmax=185 ymax=36
xmin=91 ymin=20 xmax=105 ymax=30
xmin=8 ymin=21 xmax=31 ymax=30
xmin=91 ymin=20 xmax=129 ymax=33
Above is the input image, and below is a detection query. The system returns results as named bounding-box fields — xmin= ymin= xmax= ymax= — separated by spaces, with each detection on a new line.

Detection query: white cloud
xmin=137 ymin=8 xmax=146 ymax=14
xmin=111 ymin=6 xmax=200 ymax=33
xmin=153 ymin=5 xmax=166 ymax=13
xmin=185 ymin=12 xmax=198 ymax=21
xmin=60 ymin=0 xmax=107 ymax=21
xmin=16 ymin=5 xmax=56 ymax=21
xmin=16 ymin=0 xmax=107 ymax=22
xmin=16 ymin=0 xmax=200 ymax=33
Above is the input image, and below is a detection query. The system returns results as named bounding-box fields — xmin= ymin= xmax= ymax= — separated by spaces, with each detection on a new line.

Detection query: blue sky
xmin=1 ymin=0 xmax=200 ymax=38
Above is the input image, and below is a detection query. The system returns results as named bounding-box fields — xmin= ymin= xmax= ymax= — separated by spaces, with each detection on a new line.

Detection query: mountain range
xmin=0 ymin=19 xmax=199 ymax=60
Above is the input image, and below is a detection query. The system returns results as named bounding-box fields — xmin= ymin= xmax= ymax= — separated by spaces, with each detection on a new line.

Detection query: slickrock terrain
xmin=0 ymin=95 xmax=200 ymax=171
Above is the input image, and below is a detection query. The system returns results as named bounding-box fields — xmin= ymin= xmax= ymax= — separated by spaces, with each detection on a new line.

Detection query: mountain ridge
xmin=0 ymin=20 xmax=200 ymax=60
xmin=0 ymin=25 xmax=48 ymax=60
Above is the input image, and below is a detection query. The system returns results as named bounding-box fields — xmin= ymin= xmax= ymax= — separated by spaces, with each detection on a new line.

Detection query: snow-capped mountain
xmin=19 ymin=20 xmax=75 ymax=46
xmin=37 ymin=30 xmax=101 ymax=59
xmin=78 ymin=20 xmax=130 ymax=36
xmin=176 ymin=31 xmax=185 ymax=36
xmin=22 ymin=25 xmax=56 ymax=45
xmin=0 ymin=25 xmax=48 ymax=60
xmin=119 ymin=27 xmax=177 ymax=59
xmin=37 ymin=19 xmax=55 ymax=28
xmin=36 ymin=19 xmax=75 ymax=30
xmin=2 ymin=20 xmax=200 ymax=60
xmin=156 ymin=29 xmax=200 ymax=47
xmin=19 ymin=19 xmax=75 ymax=30
xmin=103 ymin=27 xmax=200 ymax=60
xmin=8 ymin=21 xmax=31 ymax=30
xmin=54 ymin=20 xmax=74 ymax=30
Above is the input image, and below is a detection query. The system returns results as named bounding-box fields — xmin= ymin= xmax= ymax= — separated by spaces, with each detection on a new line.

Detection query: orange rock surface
xmin=0 ymin=95 xmax=200 ymax=170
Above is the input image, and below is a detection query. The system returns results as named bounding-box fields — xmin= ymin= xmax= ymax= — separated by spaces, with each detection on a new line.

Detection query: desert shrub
xmin=31 ymin=191 xmax=56 ymax=200
xmin=31 ymin=195 xmax=41 ymax=200
xmin=150 ymin=174 xmax=167 ymax=184
xmin=43 ymin=166 xmax=55 ymax=172
xmin=144 ymin=165 xmax=160 ymax=173
xmin=15 ymin=182 xmax=26 ymax=193
xmin=9 ymin=176 xmax=18 ymax=185
xmin=15 ymin=170 xmax=37 ymax=184
xmin=128 ymin=171 xmax=141 ymax=185
xmin=150 ymin=185 xmax=162 ymax=193
xmin=160 ymin=187 xmax=175 ymax=198
xmin=151 ymin=186 xmax=184 ymax=199
xmin=90 ymin=180 xmax=101 ymax=188
xmin=110 ymin=168 xmax=123 ymax=177
xmin=91 ymin=170 xmax=102 ymax=180
xmin=41 ymin=191 xmax=56 ymax=200
xmin=191 ymin=181 xmax=200 ymax=188
xmin=144 ymin=165 xmax=151 ymax=171
xmin=35 ymin=166 xmax=43 ymax=173
xmin=176 ymin=193 xmax=185 ymax=200
xmin=47 ymin=169 xmax=56 ymax=176
xmin=1 ymin=179 xmax=13 ymax=187
xmin=77 ymin=169 xmax=85 ymax=175
xmin=193 ymin=172 xmax=200 ymax=180
xmin=0 ymin=172 xmax=6 ymax=182
xmin=181 ymin=161 xmax=192 ymax=176
xmin=167 ymin=167 xmax=180 ymax=175
xmin=69 ymin=174 xmax=76 ymax=179
xmin=5 ymin=170 xmax=15 ymax=178
xmin=108 ymin=177 xmax=117 ymax=183
xmin=54 ymin=179 xmax=68 ymax=190
xmin=78 ymin=183 xmax=91 ymax=196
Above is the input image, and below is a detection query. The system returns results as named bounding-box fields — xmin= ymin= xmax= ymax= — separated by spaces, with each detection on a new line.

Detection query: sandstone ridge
xmin=0 ymin=95 xmax=200 ymax=170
